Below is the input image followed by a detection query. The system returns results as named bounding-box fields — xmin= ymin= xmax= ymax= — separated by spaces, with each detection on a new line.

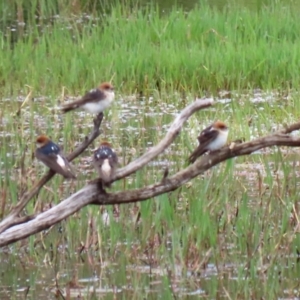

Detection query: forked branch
xmin=0 ymin=99 xmax=212 ymax=243
xmin=1 ymin=103 xmax=300 ymax=247
xmin=0 ymin=113 xmax=104 ymax=234
xmin=113 ymin=98 xmax=213 ymax=180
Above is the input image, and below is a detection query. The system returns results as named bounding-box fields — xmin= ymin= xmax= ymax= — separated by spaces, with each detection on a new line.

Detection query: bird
xmin=188 ymin=120 xmax=229 ymax=164
xmin=35 ymin=135 xmax=76 ymax=179
xmin=93 ymin=142 xmax=118 ymax=187
xmin=61 ymin=82 xmax=115 ymax=114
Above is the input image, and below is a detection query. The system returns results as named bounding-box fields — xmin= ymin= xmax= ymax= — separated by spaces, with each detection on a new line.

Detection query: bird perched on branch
xmin=35 ymin=135 xmax=76 ymax=179
xmin=93 ymin=142 xmax=118 ymax=188
xmin=61 ymin=82 xmax=114 ymax=114
xmin=188 ymin=120 xmax=229 ymax=163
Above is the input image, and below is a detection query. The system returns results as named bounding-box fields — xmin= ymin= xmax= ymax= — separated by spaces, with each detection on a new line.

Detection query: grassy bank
xmin=1 ymin=1 xmax=300 ymax=95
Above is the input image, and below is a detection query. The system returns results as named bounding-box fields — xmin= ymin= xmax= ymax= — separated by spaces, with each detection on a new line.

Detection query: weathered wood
xmin=1 ymin=101 xmax=300 ymax=247
xmin=0 ymin=113 xmax=104 ymax=234
xmin=112 ymin=98 xmax=213 ymax=180
xmin=0 ymin=99 xmax=213 ymax=245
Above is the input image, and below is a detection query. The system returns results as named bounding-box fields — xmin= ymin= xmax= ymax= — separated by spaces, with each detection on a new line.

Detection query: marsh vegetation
xmin=1 ymin=0 xmax=300 ymax=299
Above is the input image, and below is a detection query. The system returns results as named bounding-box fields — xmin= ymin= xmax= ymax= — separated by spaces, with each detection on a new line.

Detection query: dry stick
xmin=1 ymin=109 xmax=300 ymax=246
xmin=0 ymin=113 xmax=104 ymax=234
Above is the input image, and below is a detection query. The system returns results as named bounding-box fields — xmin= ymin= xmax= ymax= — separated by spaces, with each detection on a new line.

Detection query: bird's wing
xmin=110 ymin=152 xmax=118 ymax=169
xmin=189 ymin=127 xmax=219 ymax=163
xmin=61 ymin=89 xmax=106 ymax=112
xmin=188 ymin=144 xmax=208 ymax=163
xmin=35 ymin=151 xmax=76 ymax=179
xmin=79 ymin=88 xmax=106 ymax=104
xmin=197 ymin=126 xmax=219 ymax=144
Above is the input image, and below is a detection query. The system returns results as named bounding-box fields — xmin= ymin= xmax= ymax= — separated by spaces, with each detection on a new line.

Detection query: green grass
xmin=2 ymin=1 xmax=300 ymax=299
xmin=1 ymin=1 xmax=300 ymax=95
xmin=2 ymin=91 xmax=300 ymax=299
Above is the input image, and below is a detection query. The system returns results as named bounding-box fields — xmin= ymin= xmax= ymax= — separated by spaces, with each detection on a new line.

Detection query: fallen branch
xmin=0 ymin=113 xmax=104 ymax=234
xmin=0 ymin=99 xmax=212 ymax=244
xmin=1 ymin=132 xmax=300 ymax=246
xmin=1 ymin=104 xmax=300 ymax=247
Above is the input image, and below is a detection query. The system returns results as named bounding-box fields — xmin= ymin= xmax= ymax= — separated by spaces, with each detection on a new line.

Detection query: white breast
xmin=83 ymin=91 xmax=114 ymax=114
xmin=207 ymin=130 xmax=228 ymax=151
xmin=56 ymin=155 xmax=66 ymax=168
xmin=102 ymin=159 xmax=111 ymax=177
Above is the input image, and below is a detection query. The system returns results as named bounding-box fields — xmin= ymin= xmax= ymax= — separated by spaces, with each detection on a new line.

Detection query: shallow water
xmin=1 ymin=89 xmax=300 ymax=298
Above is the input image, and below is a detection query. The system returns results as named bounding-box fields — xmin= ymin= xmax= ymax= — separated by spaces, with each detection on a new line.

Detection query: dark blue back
xmin=38 ymin=141 xmax=60 ymax=155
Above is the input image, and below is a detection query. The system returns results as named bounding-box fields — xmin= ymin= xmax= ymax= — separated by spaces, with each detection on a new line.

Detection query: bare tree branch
xmin=113 ymin=98 xmax=213 ymax=180
xmin=92 ymin=133 xmax=300 ymax=205
xmin=1 ymin=106 xmax=300 ymax=247
xmin=0 ymin=99 xmax=212 ymax=244
xmin=281 ymin=122 xmax=300 ymax=134
xmin=0 ymin=113 xmax=104 ymax=234
xmin=1 ymin=132 xmax=300 ymax=247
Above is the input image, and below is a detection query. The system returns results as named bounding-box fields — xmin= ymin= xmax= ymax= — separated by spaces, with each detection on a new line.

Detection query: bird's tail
xmin=62 ymin=161 xmax=77 ymax=179
xmin=61 ymin=103 xmax=79 ymax=113
xmin=188 ymin=147 xmax=206 ymax=164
